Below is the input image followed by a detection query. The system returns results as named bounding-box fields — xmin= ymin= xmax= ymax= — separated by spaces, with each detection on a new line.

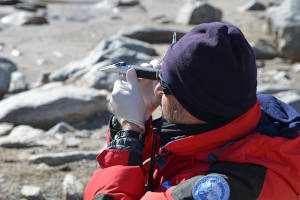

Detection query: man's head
xmin=159 ymin=22 xmax=257 ymax=124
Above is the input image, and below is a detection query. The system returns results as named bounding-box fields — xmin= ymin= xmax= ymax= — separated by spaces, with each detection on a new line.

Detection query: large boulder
xmin=176 ymin=1 xmax=222 ymax=25
xmin=0 ymin=125 xmax=63 ymax=148
xmin=49 ymin=36 xmax=156 ymax=83
xmin=266 ymin=0 xmax=300 ymax=61
xmin=117 ymin=26 xmax=185 ymax=43
xmin=0 ymin=83 xmax=109 ymax=129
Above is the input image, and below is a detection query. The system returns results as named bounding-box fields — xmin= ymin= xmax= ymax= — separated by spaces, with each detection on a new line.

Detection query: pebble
xmin=0 ymin=173 xmax=6 ymax=183
xmin=292 ymin=63 xmax=300 ymax=73
xmin=63 ymin=174 xmax=84 ymax=200
xmin=11 ymin=49 xmax=22 ymax=57
xmin=21 ymin=185 xmax=44 ymax=200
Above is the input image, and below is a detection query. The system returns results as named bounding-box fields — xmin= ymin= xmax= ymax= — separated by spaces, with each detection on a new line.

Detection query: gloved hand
xmin=139 ymin=60 xmax=162 ymax=117
xmin=109 ymin=68 xmax=147 ymax=131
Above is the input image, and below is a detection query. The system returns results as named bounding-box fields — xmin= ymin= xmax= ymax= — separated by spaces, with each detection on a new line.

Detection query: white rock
xmin=0 ymin=125 xmax=62 ymax=148
xmin=1 ymin=10 xmax=47 ymax=26
xmin=0 ymin=84 xmax=109 ymax=129
xmin=11 ymin=49 xmax=22 ymax=57
xmin=65 ymin=137 xmax=81 ymax=148
xmin=0 ymin=123 xmax=13 ymax=136
xmin=0 ymin=174 xmax=5 ymax=183
xmin=63 ymin=174 xmax=84 ymax=200
xmin=21 ymin=185 xmax=44 ymax=200
xmin=9 ymin=71 xmax=27 ymax=93
xmin=47 ymin=122 xmax=75 ymax=135
xmin=292 ymin=63 xmax=300 ymax=72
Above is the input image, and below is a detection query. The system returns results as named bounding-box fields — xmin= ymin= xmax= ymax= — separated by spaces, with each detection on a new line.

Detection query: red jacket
xmin=84 ymin=96 xmax=300 ymax=200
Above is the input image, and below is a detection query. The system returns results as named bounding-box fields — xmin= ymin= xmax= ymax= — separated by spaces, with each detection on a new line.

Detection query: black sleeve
xmin=208 ymin=161 xmax=267 ymax=200
xmin=170 ymin=161 xmax=266 ymax=200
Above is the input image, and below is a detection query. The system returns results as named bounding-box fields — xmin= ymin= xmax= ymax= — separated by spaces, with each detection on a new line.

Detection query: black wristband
xmin=114 ymin=130 xmax=145 ymax=145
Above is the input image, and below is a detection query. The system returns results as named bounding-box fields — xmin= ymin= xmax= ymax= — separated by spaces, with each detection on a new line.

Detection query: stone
xmin=8 ymin=71 xmax=27 ymax=93
xmin=47 ymin=122 xmax=75 ymax=134
xmin=0 ymin=123 xmax=13 ymax=136
xmin=0 ymin=58 xmax=17 ymax=96
xmin=21 ymin=185 xmax=44 ymax=200
xmin=0 ymin=67 xmax=10 ymax=96
xmin=251 ymin=39 xmax=278 ymax=59
xmin=11 ymin=49 xmax=22 ymax=57
xmin=74 ymin=64 xmax=119 ymax=90
xmin=118 ymin=0 xmax=139 ymax=6
xmin=65 ymin=137 xmax=81 ymax=148
xmin=29 ymin=151 xmax=99 ymax=166
xmin=0 ymin=57 xmax=18 ymax=73
xmin=0 ymin=84 xmax=109 ymax=129
xmin=256 ymin=60 xmax=265 ymax=68
xmin=240 ymin=0 xmax=266 ymax=11
xmin=0 ymin=125 xmax=63 ymax=148
xmin=117 ymin=26 xmax=185 ymax=44
xmin=1 ymin=10 xmax=47 ymax=26
xmin=0 ymin=174 xmax=5 ymax=183
xmin=63 ymin=174 xmax=84 ymax=200
xmin=15 ymin=2 xmax=38 ymax=12
xmin=257 ymin=84 xmax=295 ymax=94
xmin=151 ymin=15 xmax=172 ymax=24
xmin=0 ymin=0 xmax=19 ymax=5
xmin=268 ymin=0 xmax=284 ymax=7
xmin=274 ymin=90 xmax=300 ymax=113
xmin=176 ymin=1 xmax=222 ymax=25
xmin=292 ymin=63 xmax=300 ymax=72
xmin=50 ymin=36 xmax=156 ymax=82
xmin=0 ymin=43 xmax=4 ymax=52
xmin=266 ymin=0 xmax=300 ymax=61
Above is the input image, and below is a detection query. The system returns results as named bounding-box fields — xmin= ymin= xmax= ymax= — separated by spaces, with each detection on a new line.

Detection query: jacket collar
xmin=163 ymin=100 xmax=262 ymax=157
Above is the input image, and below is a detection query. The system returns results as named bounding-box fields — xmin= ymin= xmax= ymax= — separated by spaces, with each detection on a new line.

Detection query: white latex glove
xmin=139 ymin=59 xmax=162 ymax=117
xmin=109 ymin=68 xmax=147 ymax=131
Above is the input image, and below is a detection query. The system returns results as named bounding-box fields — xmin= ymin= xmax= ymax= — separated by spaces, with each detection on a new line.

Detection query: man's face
xmin=154 ymin=82 xmax=206 ymax=125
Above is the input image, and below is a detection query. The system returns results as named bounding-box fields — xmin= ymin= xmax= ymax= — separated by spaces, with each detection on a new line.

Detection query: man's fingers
xmin=126 ymin=68 xmax=139 ymax=89
xmin=150 ymin=59 xmax=161 ymax=69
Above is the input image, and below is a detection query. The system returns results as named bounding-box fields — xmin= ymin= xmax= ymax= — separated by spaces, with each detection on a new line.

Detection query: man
xmin=84 ymin=22 xmax=300 ymax=200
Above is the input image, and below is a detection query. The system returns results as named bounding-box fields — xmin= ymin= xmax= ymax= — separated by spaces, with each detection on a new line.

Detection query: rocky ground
xmin=0 ymin=0 xmax=300 ymax=199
